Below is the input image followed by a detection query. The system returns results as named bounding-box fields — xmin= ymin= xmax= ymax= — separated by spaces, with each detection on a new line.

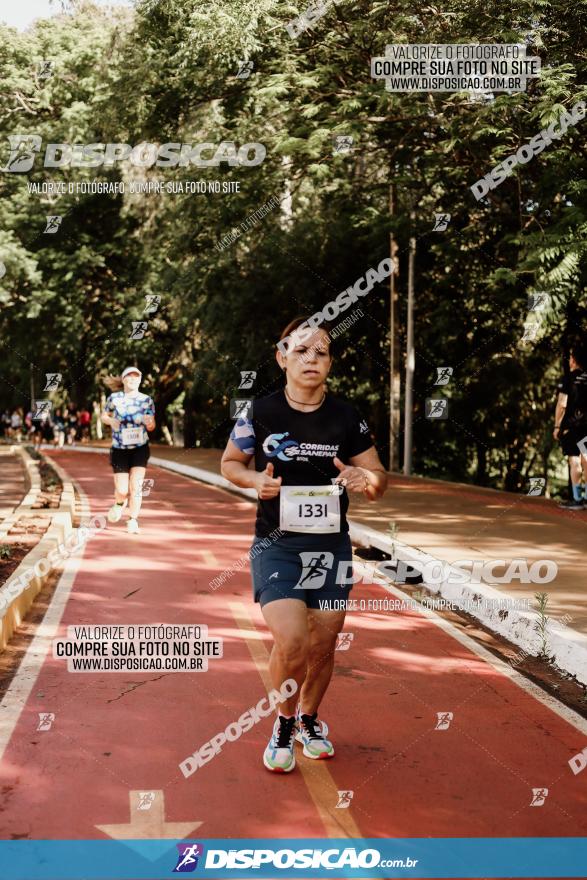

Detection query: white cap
xmin=121 ymin=366 xmax=142 ymax=380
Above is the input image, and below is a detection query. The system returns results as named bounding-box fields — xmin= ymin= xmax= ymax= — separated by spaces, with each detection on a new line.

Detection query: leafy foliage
xmin=0 ymin=0 xmax=586 ymax=492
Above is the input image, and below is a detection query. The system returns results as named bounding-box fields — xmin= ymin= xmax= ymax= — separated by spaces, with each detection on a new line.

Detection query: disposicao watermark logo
xmin=303 ymin=556 xmax=557 ymax=587
xmin=277 ymin=258 xmax=394 ymax=354
xmin=173 ymin=843 xmax=204 ymax=873
xmin=179 ymin=678 xmax=298 ymax=778
xmin=2 ymin=135 xmax=266 ymax=172
xmin=285 ymin=0 xmax=333 ymax=38
xmin=295 ymin=552 xmax=334 ymax=589
xmin=471 ymin=101 xmax=586 ymax=200
xmin=201 ymin=846 xmax=417 ymax=871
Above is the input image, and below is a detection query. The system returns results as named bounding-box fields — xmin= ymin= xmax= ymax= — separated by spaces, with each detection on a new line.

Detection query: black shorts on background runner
xmin=558 ymin=369 xmax=587 ymax=456
xmin=560 ymin=427 xmax=587 ymax=456
xmin=110 ymin=443 xmax=150 ymax=473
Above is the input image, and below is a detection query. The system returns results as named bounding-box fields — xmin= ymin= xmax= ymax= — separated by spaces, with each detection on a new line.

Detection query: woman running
xmin=32 ymin=406 xmax=54 ymax=450
xmin=101 ymin=367 xmax=156 ymax=534
xmin=52 ymin=408 xmax=66 ymax=448
xmin=66 ymin=406 xmax=78 ymax=445
xmin=221 ymin=317 xmax=387 ymax=773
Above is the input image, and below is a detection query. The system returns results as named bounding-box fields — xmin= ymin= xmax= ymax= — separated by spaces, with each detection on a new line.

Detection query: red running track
xmin=0 ymin=450 xmax=586 ymax=854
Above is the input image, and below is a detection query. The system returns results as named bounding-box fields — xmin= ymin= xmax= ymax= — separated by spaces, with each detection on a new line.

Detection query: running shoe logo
xmin=262 ymin=432 xmax=300 ymax=462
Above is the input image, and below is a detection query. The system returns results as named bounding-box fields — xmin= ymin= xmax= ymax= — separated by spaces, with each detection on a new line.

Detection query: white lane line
xmin=196 ymin=550 xmax=219 ymax=566
xmin=370 ymin=569 xmax=587 ymax=736
xmin=0 ymin=471 xmax=91 ymax=762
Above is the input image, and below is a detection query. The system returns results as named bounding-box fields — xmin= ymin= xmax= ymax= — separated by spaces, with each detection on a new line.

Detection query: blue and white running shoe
xmin=263 ymin=715 xmax=297 ymax=773
xmin=295 ymin=710 xmax=334 ymax=759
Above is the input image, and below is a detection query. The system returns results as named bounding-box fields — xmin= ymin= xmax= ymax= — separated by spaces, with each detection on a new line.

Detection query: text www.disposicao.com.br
xmin=70 ymin=657 xmax=202 ymax=671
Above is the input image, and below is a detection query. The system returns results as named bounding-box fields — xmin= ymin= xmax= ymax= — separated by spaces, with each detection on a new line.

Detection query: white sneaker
xmin=107 ymin=501 xmax=127 ymax=523
xmin=263 ymin=716 xmax=297 ymax=773
xmin=127 ymin=518 xmax=140 ymax=534
xmin=295 ymin=711 xmax=334 ymax=759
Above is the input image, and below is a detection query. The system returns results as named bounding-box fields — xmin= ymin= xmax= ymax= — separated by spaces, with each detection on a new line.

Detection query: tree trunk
xmin=475 ymin=441 xmax=487 ymax=485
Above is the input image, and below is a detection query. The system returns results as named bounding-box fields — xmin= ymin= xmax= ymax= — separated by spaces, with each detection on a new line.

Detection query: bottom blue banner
xmin=0 ymin=837 xmax=585 ymax=879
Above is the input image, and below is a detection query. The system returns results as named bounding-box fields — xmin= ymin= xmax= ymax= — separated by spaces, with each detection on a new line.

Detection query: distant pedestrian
xmin=554 ymin=345 xmax=587 ymax=509
xmin=0 ymin=410 xmax=10 ymax=440
xmin=79 ymin=407 xmax=91 ymax=442
xmin=32 ymin=406 xmax=53 ymax=450
xmin=9 ymin=410 xmax=22 ymax=441
xmin=65 ymin=407 xmax=78 ymax=445
xmin=101 ymin=367 xmax=156 ymax=535
xmin=52 ymin=409 xmax=66 ymax=448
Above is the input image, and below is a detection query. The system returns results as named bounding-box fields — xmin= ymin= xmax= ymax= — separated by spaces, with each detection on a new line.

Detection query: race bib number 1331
xmin=280 ymin=485 xmax=342 ymax=533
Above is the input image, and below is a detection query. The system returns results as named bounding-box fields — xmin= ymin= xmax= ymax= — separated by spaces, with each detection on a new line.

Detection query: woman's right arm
xmin=221 ymin=441 xmax=282 ymax=498
xmin=101 ymin=398 xmax=119 ymax=430
xmin=221 ymin=441 xmax=258 ymax=490
xmin=553 ymin=392 xmax=567 ymax=439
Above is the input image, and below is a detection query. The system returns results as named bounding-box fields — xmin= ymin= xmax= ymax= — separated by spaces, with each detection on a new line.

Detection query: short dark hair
xmin=279 ymin=315 xmax=334 ymax=343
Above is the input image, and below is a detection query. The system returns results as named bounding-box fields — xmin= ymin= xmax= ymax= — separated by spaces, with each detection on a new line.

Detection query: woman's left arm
xmin=334 ymin=447 xmax=388 ymax=500
xmin=142 ymin=400 xmax=156 ymax=432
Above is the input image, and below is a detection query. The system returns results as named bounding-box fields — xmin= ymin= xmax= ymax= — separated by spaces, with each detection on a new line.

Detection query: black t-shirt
xmin=230 ymin=390 xmax=374 ymax=540
xmin=558 ymin=369 xmax=587 ymax=429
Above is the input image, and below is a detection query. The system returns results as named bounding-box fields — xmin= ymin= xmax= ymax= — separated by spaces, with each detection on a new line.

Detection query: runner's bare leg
xmin=299 ymin=608 xmax=346 ymax=715
xmin=262 ymin=598 xmax=309 ymax=715
xmin=128 ymin=466 xmax=146 ymax=518
xmin=113 ymin=472 xmax=129 ymax=504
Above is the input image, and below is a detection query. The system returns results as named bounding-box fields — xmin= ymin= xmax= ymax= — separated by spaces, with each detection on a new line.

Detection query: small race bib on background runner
xmin=280 ymin=485 xmax=341 ymax=533
xmin=121 ymin=427 xmax=145 ymax=446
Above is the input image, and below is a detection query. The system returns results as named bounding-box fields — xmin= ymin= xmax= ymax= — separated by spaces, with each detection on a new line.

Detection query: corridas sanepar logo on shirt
xmin=262 ymin=432 xmax=339 ymax=463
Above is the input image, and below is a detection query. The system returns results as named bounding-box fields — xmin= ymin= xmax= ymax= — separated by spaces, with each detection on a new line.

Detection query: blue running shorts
xmin=250 ymin=533 xmax=353 ymax=609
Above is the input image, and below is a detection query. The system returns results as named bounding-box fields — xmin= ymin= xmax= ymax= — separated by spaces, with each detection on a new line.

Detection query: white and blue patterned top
xmin=105 ymin=391 xmax=155 ymax=449
xmin=230 ymin=417 xmax=256 ymax=455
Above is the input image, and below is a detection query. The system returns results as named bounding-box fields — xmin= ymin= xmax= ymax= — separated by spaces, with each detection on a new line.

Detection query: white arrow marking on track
xmin=96 ymin=790 xmax=202 ymax=839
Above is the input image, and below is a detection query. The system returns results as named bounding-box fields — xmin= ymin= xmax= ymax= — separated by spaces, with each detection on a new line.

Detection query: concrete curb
xmin=149 ymin=455 xmax=258 ymax=500
xmin=0 ymin=446 xmax=30 ymax=525
xmin=0 ymin=448 xmax=76 ymax=652
xmin=39 ymin=446 xmax=587 ymax=686
xmin=346 ymin=521 xmax=587 ymax=686
xmin=0 ymin=445 xmax=42 ymax=539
